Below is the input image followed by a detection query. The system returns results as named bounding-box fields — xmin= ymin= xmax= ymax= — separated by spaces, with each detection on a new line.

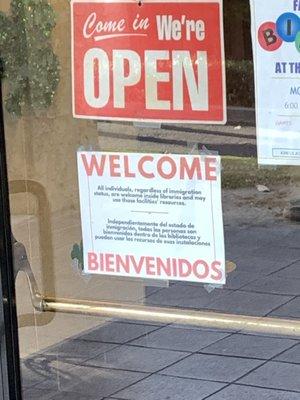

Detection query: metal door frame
xmin=0 ymin=78 xmax=22 ymax=399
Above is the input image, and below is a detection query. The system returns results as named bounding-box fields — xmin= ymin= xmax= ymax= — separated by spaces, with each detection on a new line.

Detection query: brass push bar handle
xmin=40 ymin=296 xmax=300 ymax=337
xmin=18 ymin=254 xmax=300 ymax=337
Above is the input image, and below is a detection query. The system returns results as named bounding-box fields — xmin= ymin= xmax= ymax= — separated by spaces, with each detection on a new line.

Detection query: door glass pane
xmin=1 ymin=0 xmax=300 ymax=398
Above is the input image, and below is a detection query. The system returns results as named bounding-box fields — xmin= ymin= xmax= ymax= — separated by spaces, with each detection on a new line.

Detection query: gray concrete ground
xmin=98 ymin=115 xmax=257 ymax=158
xmin=21 ymin=208 xmax=300 ymax=399
xmin=21 ymin=318 xmax=300 ymax=399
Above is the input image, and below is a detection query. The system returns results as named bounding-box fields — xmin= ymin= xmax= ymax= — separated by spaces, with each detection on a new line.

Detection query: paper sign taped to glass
xmin=251 ymin=0 xmax=300 ymax=165
xmin=77 ymin=152 xmax=226 ymax=284
xmin=71 ymin=0 xmax=226 ymax=124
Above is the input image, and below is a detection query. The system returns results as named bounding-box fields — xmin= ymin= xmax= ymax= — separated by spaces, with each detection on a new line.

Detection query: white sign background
xmin=77 ymin=152 xmax=225 ymax=284
xmin=251 ymin=1 xmax=300 ymax=165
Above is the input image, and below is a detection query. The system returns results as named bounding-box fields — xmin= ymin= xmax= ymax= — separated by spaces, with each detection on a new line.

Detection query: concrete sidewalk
xmin=21 ymin=318 xmax=300 ymax=399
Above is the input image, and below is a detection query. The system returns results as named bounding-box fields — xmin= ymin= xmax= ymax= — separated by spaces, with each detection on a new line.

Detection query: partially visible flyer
xmin=251 ymin=1 xmax=300 ymax=165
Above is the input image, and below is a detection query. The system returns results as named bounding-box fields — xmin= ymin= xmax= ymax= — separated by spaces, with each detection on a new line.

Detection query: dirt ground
xmin=222 ymin=185 xmax=298 ymax=227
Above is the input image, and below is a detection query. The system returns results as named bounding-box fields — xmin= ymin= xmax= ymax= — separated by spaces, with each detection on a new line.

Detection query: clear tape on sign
xmin=187 ymin=142 xmax=224 ymax=292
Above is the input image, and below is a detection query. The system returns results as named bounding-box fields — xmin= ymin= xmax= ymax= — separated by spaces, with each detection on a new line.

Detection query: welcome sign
xmin=77 ymin=152 xmax=226 ymax=284
xmin=71 ymin=0 xmax=226 ymax=123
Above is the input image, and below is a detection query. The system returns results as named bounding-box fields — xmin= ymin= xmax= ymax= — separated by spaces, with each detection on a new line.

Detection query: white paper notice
xmin=77 ymin=152 xmax=225 ymax=284
xmin=251 ymin=1 xmax=300 ymax=165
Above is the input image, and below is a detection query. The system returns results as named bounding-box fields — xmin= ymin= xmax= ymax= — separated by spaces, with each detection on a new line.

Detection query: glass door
xmin=1 ymin=0 xmax=300 ymax=399
xmin=0 ymin=84 xmax=22 ymax=399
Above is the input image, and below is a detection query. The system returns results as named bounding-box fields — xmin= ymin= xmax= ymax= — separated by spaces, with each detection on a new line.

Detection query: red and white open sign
xmin=71 ymin=0 xmax=226 ymax=124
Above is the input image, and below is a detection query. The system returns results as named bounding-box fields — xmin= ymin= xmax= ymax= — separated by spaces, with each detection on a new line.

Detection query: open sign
xmin=71 ymin=0 xmax=226 ymax=124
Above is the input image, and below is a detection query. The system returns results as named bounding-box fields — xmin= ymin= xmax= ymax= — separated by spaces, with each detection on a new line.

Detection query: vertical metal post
xmin=0 ymin=76 xmax=22 ymax=398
